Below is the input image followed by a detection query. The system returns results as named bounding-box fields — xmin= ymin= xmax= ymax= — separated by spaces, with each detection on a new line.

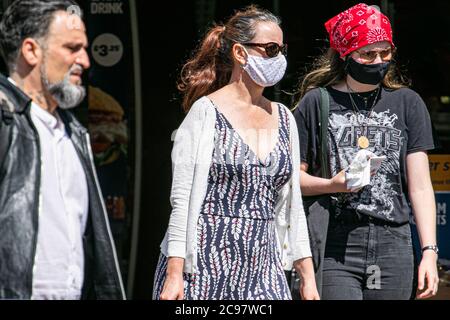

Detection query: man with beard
xmin=0 ymin=0 xmax=125 ymax=299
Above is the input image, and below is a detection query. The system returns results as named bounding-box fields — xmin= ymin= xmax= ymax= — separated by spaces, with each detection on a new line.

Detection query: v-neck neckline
xmin=207 ymin=97 xmax=282 ymax=166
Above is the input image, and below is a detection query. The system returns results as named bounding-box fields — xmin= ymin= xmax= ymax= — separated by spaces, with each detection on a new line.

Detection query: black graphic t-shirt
xmin=293 ymin=86 xmax=435 ymax=224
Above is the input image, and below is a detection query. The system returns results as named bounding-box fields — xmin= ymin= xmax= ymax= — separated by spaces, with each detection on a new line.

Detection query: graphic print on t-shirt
xmin=328 ymin=108 xmax=405 ymax=221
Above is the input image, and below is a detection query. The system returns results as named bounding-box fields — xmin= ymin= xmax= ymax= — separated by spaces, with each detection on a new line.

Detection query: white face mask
xmin=242 ymin=47 xmax=287 ymax=87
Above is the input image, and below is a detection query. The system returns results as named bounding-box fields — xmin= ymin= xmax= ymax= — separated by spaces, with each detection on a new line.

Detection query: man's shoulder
xmin=0 ymin=74 xmax=32 ymax=114
xmin=0 ymin=85 xmax=17 ymax=114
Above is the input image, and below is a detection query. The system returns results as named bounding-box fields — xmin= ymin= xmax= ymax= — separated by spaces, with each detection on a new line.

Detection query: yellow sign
xmin=429 ymin=155 xmax=450 ymax=191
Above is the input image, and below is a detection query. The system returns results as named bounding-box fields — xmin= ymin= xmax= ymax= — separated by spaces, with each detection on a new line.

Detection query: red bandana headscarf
xmin=325 ymin=3 xmax=394 ymax=58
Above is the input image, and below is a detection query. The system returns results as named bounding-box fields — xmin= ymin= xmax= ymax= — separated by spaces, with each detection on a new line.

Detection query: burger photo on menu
xmin=88 ymin=86 xmax=128 ymax=166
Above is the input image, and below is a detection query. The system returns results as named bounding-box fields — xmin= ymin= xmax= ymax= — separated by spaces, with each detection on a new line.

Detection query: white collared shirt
xmin=29 ymin=101 xmax=89 ymax=300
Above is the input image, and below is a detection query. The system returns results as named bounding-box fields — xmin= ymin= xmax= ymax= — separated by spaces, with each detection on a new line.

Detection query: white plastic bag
xmin=345 ymin=149 xmax=386 ymax=191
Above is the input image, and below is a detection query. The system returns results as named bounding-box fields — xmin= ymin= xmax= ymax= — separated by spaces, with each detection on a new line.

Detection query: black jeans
xmin=322 ymin=212 xmax=415 ymax=300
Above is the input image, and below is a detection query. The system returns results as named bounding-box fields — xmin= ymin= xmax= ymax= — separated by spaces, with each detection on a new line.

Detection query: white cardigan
xmin=160 ymin=96 xmax=312 ymax=274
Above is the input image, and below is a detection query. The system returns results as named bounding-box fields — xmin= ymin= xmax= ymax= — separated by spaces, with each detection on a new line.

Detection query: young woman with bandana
xmin=152 ymin=5 xmax=319 ymax=300
xmin=293 ymin=3 xmax=438 ymax=300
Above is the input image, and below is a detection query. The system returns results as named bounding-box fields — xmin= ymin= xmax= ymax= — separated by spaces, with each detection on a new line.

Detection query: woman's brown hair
xmin=292 ymin=48 xmax=411 ymax=108
xmin=177 ymin=5 xmax=281 ymax=112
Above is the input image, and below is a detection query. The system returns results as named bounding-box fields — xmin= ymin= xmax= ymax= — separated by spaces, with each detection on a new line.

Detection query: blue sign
xmin=411 ymin=192 xmax=450 ymax=260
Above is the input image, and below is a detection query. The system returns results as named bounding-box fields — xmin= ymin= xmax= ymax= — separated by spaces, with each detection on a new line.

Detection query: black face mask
xmin=345 ymin=57 xmax=391 ymax=85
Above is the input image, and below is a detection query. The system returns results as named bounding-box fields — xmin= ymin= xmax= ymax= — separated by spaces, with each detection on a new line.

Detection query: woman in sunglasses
xmin=293 ymin=3 xmax=438 ymax=300
xmin=153 ymin=5 xmax=318 ymax=300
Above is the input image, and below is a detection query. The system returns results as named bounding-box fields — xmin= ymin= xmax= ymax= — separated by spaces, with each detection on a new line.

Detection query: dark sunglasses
xmin=242 ymin=42 xmax=288 ymax=58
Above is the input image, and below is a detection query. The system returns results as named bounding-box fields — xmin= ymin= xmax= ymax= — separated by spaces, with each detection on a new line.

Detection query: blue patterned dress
xmin=153 ymin=101 xmax=293 ymax=300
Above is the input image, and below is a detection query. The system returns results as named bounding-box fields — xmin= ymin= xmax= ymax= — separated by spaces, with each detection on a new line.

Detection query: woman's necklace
xmin=346 ymin=82 xmax=381 ymax=149
xmin=354 ymin=89 xmax=378 ymax=109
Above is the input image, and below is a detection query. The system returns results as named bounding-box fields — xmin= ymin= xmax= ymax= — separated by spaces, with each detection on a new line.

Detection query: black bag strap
xmin=318 ymin=87 xmax=330 ymax=179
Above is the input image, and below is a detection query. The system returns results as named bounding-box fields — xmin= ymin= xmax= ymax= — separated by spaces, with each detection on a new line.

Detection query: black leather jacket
xmin=0 ymin=74 xmax=126 ymax=299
